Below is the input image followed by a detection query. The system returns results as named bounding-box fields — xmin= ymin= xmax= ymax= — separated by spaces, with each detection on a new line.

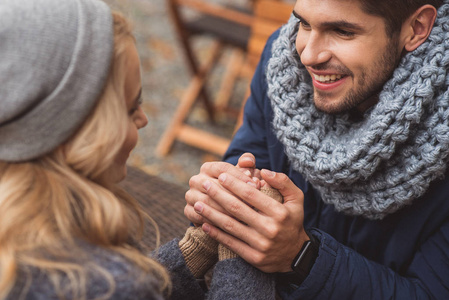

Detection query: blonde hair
xmin=0 ymin=12 xmax=170 ymax=299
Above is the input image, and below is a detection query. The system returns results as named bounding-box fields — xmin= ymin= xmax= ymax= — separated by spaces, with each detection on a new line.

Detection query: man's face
xmin=294 ymin=0 xmax=403 ymax=114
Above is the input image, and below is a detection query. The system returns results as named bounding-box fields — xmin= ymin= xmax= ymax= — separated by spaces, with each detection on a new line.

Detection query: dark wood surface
xmin=120 ymin=166 xmax=190 ymax=248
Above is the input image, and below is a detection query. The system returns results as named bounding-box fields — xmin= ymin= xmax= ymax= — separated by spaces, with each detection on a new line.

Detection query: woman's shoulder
xmin=8 ymin=242 xmax=164 ymax=300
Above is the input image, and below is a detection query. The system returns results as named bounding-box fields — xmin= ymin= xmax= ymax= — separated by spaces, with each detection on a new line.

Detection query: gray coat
xmin=8 ymin=239 xmax=275 ymax=300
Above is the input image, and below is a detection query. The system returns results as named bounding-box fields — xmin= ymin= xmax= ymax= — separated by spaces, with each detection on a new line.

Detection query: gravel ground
xmin=105 ymin=0 xmax=250 ymax=189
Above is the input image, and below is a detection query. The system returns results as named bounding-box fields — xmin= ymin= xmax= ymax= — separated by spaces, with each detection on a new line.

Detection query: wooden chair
xmin=156 ymin=0 xmax=253 ymax=157
xmin=156 ymin=0 xmax=294 ymax=157
xmin=235 ymin=0 xmax=294 ymax=130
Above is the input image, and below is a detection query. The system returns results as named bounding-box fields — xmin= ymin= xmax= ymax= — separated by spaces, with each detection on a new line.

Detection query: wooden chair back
xmin=157 ymin=0 xmax=294 ymax=157
xmin=234 ymin=0 xmax=294 ymax=130
xmin=247 ymin=0 xmax=294 ymax=69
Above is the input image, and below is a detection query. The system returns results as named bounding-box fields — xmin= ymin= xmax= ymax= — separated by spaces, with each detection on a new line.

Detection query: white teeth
xmin=313 ymin=74 xmax=342 ymax=83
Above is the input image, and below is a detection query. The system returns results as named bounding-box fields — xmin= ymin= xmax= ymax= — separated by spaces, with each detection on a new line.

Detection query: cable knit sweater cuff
xmin=218 ymin=243 xmax=239 ymax=261
xmin=179 ymin=226 xmax=218 ymax=278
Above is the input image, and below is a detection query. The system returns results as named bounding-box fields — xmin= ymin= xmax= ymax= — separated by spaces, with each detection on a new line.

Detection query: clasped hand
xmin=184 ymin=153 xmax=309 ymax=273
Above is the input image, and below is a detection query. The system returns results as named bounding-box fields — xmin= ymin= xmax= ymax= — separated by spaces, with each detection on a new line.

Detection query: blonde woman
xmin=0 ymin=0 xmax=275 ymax=299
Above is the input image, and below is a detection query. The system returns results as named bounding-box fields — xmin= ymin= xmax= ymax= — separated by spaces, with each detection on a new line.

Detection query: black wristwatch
xmin=276 ymin=232 xmax=319 ymax=289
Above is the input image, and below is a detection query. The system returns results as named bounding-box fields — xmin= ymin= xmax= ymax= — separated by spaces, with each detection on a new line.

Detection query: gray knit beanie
xmin=0 ymin=0 xmax=114 ymax=162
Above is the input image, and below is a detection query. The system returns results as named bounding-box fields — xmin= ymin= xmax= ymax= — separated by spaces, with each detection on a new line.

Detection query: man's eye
xmin=334 ymin=28 xmax=355 ymax=37
xmin=300 ymin=21 xmax=311 ymax=30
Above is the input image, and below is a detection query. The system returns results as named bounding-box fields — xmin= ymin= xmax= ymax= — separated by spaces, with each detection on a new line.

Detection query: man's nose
xmin=296 ymin=31 xmax=332 ymax=67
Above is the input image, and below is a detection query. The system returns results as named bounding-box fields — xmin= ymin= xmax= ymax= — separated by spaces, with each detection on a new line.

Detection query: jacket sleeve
xmin=207 ymin=258 xmax=276 ymax=300
xmin=154 ymin=239 xmax=206 ymax=300
xmin=156 ymin=240 xmax=276 ymax=300
xmin=279 ymin=225 xmax=449 ymax=300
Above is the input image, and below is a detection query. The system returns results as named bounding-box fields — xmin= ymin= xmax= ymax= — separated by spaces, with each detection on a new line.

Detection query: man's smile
xmin=312 ymin=73 xmax=343 ymax=83
xmin=309 ymin=70 xmax=349 ymax=91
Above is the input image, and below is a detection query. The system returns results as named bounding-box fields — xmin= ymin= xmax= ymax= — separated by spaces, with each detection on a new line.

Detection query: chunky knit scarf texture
xmin=267 ymin=2 xmax=449 ymax=219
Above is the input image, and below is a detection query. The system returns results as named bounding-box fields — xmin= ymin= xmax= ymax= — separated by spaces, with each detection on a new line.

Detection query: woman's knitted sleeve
xmin=207 ymin=258 xmax=276 ymax=300
xmin=154 ymin=239 xmax=206 ymax=300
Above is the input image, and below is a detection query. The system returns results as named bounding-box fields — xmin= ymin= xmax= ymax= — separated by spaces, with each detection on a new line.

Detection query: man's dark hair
xmin=358 ymin=0 xmax=444 ymax=37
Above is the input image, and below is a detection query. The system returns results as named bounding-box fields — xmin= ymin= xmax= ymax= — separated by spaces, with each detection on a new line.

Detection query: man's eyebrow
xmin=292 ymin=10 xmax=365 ymax=31
xmin=292 ymin=10 xmax=301 ymax=20
xmin=322 ymin=20 xmax=365 ymax=31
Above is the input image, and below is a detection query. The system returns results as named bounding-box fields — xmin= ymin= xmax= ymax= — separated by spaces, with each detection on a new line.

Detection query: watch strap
xmin=276 ymin=231 xmax=319 ymax=288
xmin=291 ymin=233 xmax=319 ymax=278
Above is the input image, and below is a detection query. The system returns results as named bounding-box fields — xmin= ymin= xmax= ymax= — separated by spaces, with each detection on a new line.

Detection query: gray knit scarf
xmin=267 ymin=2 xmax=449 ymax=219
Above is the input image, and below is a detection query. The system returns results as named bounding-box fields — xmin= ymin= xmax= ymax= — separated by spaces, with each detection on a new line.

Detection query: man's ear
xmin=402 ymin=5 xmax=438 ymax=52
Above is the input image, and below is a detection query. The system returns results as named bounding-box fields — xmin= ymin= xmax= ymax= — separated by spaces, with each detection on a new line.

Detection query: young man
xmin=185 ymin=0 xmax=449 ymax=298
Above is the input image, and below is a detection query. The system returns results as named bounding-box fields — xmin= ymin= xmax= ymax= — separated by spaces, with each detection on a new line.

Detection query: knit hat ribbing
xmin=0 ymin=0 xmax=114 ymax=162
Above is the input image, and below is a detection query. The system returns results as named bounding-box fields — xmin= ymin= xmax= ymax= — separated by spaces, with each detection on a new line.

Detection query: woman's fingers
xmin=237 ymin=152 xmax=256 ymax=169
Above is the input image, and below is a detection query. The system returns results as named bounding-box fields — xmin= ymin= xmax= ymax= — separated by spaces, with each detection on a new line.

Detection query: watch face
xmin=278 ymin=235 xmax=319 ymax=287
xmin=292 ymin=240 xmax=312 ymax=269
xmin=291 ymin=237 xmax=319 ymax=277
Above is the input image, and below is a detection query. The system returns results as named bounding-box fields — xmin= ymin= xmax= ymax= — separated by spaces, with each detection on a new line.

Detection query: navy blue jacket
xmin=224 ymin=30 xmax=449 ymax=300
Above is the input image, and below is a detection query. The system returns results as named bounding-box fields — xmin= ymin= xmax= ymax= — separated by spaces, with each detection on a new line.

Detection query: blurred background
xmin=104 ymin=0 xmax=250 ymax=189
xmin=105 ymin=0 xmax=294 ymax=189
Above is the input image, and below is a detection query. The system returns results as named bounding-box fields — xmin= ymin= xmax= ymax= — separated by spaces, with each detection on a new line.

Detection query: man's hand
xmin=184 ymin=154 xmax=258 ymax=226
xmin=193 ymin=169 xmax=309 ymax=273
